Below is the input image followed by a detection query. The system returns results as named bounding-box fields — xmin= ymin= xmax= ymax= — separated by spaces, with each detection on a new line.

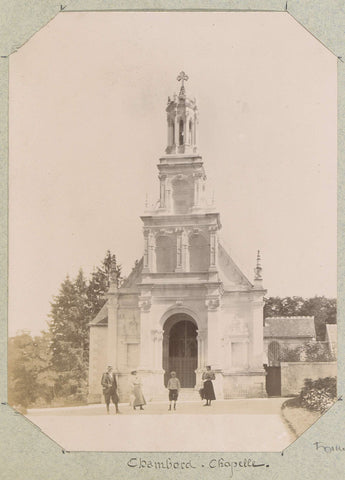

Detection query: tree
xmin=8 ymin=251 xmax=123 ymax=406
xmin=264 ymin=296 xmax=305 ymax=318
xmin=48 ymin=270 xmax=91 ymax=399
xmin=300 ymin=297 xmax=337 ymax=341
xmin=264 ymin=296 xmax=337 ymax=341
xmin=87 ymin=250 xmax=122 ymax=317
xmin=47 ymin=251 xmax=122 ymax=400
xmin=8 ymin=331 xmax=55 ymax=408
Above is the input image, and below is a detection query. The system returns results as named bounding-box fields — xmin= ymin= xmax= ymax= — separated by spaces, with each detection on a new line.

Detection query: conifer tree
xmin=48 ymin=270 xmax=91 ymax=398
xmin=87 ymin=250 xmax=122 ymax=317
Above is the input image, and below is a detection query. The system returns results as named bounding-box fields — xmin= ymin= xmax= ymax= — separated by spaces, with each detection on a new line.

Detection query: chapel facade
xmin=88 ymin=73 xmax=267 ymax=402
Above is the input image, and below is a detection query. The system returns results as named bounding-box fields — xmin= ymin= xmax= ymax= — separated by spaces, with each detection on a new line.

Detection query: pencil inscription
xmin=314 ymin=441 xmax=345 ymax=453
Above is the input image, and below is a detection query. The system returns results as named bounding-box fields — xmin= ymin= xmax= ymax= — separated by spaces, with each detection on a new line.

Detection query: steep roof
xmin=217 ymin=242 xmax=254 ymax=291
xmin=89 ymin=303 xmax=108 ymax=326
xmin=120 ymin=257 xmax=143 ymax=291
xmin=264 ymin=316 xmax=316 ymax=339
xmin=89 ymin=258 xmax=144 ymax=326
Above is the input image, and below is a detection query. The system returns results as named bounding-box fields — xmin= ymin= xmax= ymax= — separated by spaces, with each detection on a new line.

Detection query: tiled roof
xmin=264 ymin=316 xmax=315 ymax=338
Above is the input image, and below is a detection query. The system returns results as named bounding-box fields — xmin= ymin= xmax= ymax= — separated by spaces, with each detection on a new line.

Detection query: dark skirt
xmin=202 ymin=380 xmax=216 ymax=400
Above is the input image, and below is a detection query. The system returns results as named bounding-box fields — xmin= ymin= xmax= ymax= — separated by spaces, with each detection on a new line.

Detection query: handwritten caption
xmin=127 ymin=457 xmax=269 ymax=476
xmin=314 ymin=442 xmax=345 ymax=453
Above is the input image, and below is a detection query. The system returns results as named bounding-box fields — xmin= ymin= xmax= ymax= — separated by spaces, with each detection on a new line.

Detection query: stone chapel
xmin=88 ymin=72 xmax=268 ymax=403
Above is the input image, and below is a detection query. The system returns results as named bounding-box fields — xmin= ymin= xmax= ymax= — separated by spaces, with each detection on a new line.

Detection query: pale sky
xmin=9 ymin=12 xmax=337 ymax=336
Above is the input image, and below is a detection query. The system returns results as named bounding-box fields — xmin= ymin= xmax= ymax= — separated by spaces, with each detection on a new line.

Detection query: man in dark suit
xmin=101 ymin=365 xmax=120 ymax=414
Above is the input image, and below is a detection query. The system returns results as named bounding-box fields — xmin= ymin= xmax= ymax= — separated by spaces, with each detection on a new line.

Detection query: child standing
xmin=167 ymin=371 xmax=181 ymax=411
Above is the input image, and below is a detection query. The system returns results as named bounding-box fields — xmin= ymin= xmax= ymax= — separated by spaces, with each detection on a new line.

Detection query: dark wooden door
xmin=168 ymin=320 xmax=197 ymax=387
xmin=265 ymin=366 xmax=281 ymax=397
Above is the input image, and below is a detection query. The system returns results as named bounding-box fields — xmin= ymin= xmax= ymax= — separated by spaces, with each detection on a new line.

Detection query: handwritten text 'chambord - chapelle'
xmin=127 ymin=457 xmax=269 ymax=476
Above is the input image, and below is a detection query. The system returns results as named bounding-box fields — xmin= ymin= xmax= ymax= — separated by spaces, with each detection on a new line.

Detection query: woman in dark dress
xmin=201 ymin=365 xmax=216 ymax=406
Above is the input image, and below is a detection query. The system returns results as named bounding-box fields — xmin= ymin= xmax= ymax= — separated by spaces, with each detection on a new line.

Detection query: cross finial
xmin=254 ymin=250 xmax=263 ymax=281
xmin=109 ymin=256 xmax=118 ymax=287
xmin=177 ymin=71 xmax=189 ymax=97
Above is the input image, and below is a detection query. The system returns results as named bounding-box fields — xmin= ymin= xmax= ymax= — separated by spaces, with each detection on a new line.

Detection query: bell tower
xmin=155 ymin=72 xmax=213 ymax=216
xmin=140 ymin=72 xmax=221 ymax=275
xmin=165 ymin=71 xmax=198 ymax=155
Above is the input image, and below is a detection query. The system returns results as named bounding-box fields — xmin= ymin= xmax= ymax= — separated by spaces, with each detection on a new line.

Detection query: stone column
xmin=152 ymin=329 xmax=164 ymax=370
xmin=168 ymin=119 xmax=173 ymax=148
xmin=193 ymin=173 xmax=203 ymax=207
xmin=166 ymin=182 xmax=172 ymax=213
xmin=250 ymin=297 xmax=265 ymax=369
xmin=159 ymin=174 xmax=166 ymax=209
xmin=174 ymin=113 xmax=178 ymax=147
xmin=182 ymin=228 xmax=190 ymax=272
xmin=175 ymin=228 xmax=183 ymax=271
xmin=222 ymin=335 xmax=231 ymax=370
xmin=148 ymin=231 xmax=156 ymax=272
xmin=184 ymin=113 xmax=189 ymax=146
xmin=107 ymin=289 xmax=119 ymax=370
xmin=193 ymin=114 xmax=197 ymax=147
xmin=197 ymin=329 xmax=206 ymax=369
xmin=206 ymin=298 xmax=221 ymax=369
xmin=138 ymin=298 xmax=152 ymax=370
xmin=206 ymin=298 xmax=223 ymax=398
xmin=193 ymin=174 xmax=198 ymax=207
xmin=209 ymin=226 xmax=218 ymax=271
xmin=143 ymin=229 xmax=150 ymax=272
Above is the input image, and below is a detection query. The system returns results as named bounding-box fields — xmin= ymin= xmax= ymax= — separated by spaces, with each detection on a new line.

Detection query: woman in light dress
xmin=130 ymin=371 xmax=146 ymax=410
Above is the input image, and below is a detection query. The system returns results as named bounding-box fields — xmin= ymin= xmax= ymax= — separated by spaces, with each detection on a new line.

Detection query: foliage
xmin=87 ymin=250 xmax=122 ymax=317
xmin=47 ymin=253 xmax=122 ymax=400
xmin=299 ymin=377 xmax=337 ymax=413
xmin=279 ymin=344 xmax=302 ymax=362
xmin=264 ymin=296 xmax=337 ymax=340
xmin=8 ymin=251 xmax=122 ymax=408
xmin=8 ymin=331 xmax=55 ymax=408
xmin=48 ymin=270 xmax=90 ymax=399
xmin=280 ymin=341 xmax=335 ymax=362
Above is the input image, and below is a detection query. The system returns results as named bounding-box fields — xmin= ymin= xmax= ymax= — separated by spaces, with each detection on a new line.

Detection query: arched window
xmin=172 ymin=178 xmax=193 ymax=214
xmin=189 ymin=234 xmax=210 ymax=271
xmin=156 ymin=236 xmax=176 ymax=272
xmin=179 ymin=119 xmax=184 ymax=145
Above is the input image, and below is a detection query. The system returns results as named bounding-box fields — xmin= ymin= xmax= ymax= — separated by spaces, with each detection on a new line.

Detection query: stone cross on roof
xmin=177 ymin=71 xmax=189 ymax=97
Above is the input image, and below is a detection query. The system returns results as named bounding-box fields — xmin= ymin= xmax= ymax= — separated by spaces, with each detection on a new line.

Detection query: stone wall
xmin=222 ymin=371 xmax=267 ymax=398
xmin=280 ymin=362 xmax=337 ymax=396
xmin=88 ymin=325 xmax=108 ymax=403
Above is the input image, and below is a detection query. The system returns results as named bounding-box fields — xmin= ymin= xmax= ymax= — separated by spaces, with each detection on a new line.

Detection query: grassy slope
xmin=281 ymin=397 xmax=322 ymax=438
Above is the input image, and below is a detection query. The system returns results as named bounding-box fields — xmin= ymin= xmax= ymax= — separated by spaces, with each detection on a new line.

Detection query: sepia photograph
xmin=8 ymin=10 xmax=337 ymax=453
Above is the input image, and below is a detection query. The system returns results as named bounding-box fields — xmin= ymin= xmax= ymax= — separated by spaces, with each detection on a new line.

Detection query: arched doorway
xmin=163 ymin=314 xmax=197 ymax=387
